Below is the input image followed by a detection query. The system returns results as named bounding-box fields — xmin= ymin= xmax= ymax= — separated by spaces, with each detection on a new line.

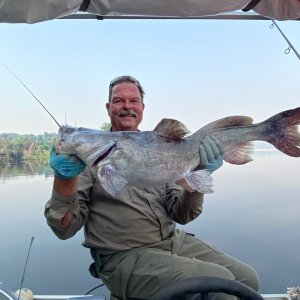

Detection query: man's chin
xmin=118 ymin=120 xmax=138 ymax=131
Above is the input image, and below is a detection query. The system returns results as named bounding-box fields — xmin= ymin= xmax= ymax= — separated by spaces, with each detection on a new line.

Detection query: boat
xmin=0 ymin=1 xmax=299 ymax=300
xmin=0 ymin=282 xmax=105 ymax=300
xmin=1 ymin=278 xmax=299 ymax=300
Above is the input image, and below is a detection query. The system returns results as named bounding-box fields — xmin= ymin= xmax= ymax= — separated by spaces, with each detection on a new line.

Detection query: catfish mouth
xmin=91 ymin=144 xmax=116 ymax=167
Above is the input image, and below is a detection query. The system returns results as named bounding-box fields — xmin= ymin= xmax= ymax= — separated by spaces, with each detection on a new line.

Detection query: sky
xmin=0 ymin=17 xmax=299 ymax=135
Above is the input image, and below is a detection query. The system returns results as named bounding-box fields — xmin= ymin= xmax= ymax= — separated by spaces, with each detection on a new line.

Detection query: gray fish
xmin=56 ymin=107 xmax=300 ymax=196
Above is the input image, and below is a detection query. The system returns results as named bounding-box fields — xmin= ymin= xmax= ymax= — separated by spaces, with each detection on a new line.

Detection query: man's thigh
xmin=173 ymin=232 xmax=259 ymax=290
xmin=126 ymin=247 xmax=234 ymax=299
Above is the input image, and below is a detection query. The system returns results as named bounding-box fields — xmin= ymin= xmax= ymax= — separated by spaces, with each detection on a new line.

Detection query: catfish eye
xmin=62 ymin=126 xmax=76 ymax=134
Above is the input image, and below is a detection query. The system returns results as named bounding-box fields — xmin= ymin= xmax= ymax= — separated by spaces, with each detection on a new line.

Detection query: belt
xmin=90 ymin=248 xmax=104 ymax=275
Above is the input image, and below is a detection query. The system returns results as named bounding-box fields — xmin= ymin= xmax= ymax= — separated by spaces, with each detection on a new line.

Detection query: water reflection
xmin=0 ymin=160 xmax=53 ymax=180
xmin=0 ymin=152 xmax=299 ymax=297
xmin=0 ymin=162 xmax=103 ymax=297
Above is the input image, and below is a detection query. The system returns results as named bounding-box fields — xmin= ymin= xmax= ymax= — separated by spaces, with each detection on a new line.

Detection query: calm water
xmin=0 ymin=152 xmax=299 ymax=297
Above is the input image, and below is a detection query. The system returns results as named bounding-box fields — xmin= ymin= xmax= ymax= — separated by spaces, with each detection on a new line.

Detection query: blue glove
xmin=198 ymin=136 xmax=224 ymax=173
xmin=50 ymin=146 xmax=86 ymax=179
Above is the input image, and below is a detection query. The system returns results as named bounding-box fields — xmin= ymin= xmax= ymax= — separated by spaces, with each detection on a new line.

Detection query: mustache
xmin=118 ymin=109 xmax=138 ymax=118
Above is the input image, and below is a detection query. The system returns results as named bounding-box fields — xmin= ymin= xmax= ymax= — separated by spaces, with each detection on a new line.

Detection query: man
xmin=45 ymin=75 xmax=259 ymax=300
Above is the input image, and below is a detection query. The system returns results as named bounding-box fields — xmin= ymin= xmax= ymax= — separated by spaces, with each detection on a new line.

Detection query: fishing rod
xmin=270 ymin=20 xmax=300 ymax=61
xmin=17 ymin=237 xmax=35 ymax=300
xmin=1 ymin=60 xmax=62 ymax=129
xmin=84 ymin=283 xmax=105 ymax=295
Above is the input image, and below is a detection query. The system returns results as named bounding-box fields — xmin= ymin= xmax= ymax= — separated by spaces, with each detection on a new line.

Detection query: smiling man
xmin=106 ymin=76 xmax=145 ymax=131
xmin=45 ymin=75 xmax=259 ymax=300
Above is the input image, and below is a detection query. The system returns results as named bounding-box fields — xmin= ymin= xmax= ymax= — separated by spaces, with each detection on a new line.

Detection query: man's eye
xmin=112 ymin=99 xmax=122 ymax=103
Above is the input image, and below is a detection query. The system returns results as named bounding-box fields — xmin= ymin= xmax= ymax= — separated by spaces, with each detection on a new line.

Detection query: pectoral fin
xmin=176 ymin=170 xmax=213 ymax=193
xmin=97 ymin=164 xmax=128 ymax=196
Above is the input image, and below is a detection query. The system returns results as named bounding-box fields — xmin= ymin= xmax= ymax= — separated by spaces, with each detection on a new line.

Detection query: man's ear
xmin=106 ymin=102 xmax=111 ymax=116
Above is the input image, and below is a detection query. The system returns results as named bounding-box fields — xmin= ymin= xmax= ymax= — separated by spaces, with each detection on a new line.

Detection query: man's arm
xmin=44 ymin=147 xmax=88 ymax=239
xmin=45 ymin=168 xmax=93 ymax=239
xmin=166 ymin=186 xmax=204 ymax=224
xmin=166 ymin=136 xmax=224 ymax=224
xmin=53 ymin=177 xmax=77 ymax=227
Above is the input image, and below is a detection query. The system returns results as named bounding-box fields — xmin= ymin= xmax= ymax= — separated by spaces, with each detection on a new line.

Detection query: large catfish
xmin=56 ymin=107 xmax=300 ymax=196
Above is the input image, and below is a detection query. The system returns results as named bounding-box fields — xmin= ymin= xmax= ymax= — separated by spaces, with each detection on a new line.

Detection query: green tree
xmin=0 ymin=132 xmax=57 ymax=165
xmin=100 ymin=122 xmax=111 ymax=131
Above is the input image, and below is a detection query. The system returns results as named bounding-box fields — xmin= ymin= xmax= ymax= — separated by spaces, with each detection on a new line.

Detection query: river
xmin=0 ymin=151 xmax=299 ymax=298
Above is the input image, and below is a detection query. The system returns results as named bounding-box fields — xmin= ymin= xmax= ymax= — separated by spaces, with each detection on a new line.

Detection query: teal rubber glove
xmin=198 ymin=136 xmax=224 ymax=173
xmin=50 ymin=146 xmax=86 ymax=179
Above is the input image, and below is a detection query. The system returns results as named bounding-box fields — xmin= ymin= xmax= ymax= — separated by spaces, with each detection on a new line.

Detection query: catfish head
xmin=56 ymin=125 xmax=117 ymax=167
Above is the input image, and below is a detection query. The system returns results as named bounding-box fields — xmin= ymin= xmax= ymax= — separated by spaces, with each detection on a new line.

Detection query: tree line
xmin=0 ymin=123 xmax=111 ymax=166
xmin=0 ymin=132 xmax=57 ymax=165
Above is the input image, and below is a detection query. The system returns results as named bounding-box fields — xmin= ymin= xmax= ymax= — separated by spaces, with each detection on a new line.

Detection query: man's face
xmin=106 ymin=82 xmax=145 ymax=131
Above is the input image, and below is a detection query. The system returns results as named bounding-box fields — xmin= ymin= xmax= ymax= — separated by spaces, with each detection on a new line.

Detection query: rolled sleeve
xmin=45 ymin=190 xmax=76 ymax=224
xmin=166 ymin=184 xmax=204 ymax=225
xmin=44 ymin=168 xmax=94 ymax=240
xmin=44 ymin=189 xmax=81 ymax=239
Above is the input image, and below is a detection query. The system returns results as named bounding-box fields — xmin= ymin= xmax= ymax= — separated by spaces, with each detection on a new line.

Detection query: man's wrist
xmin=53 ymin=169 xmax=77 ymax=180
xmin=54 ymin=176 xmax=78 ymax=196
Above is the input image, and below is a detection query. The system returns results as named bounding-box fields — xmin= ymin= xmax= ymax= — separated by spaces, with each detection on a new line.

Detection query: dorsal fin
xmin=154 ymin=118 xmax=190 ymax=140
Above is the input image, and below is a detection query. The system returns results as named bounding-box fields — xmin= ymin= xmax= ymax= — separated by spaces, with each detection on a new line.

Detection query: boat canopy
xmin=0 ymin=0 xmax=300 ymax=24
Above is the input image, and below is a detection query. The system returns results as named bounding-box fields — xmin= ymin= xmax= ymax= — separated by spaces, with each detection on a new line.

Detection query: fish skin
xmin=56 ymin=107 xmax=300 ymax=196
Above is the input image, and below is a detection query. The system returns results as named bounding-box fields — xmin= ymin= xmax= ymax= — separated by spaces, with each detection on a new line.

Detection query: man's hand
xmin=50 ymin=146 xmax=86 ymax=179
xmin=198 ymin=136 xmax=224 ymax=173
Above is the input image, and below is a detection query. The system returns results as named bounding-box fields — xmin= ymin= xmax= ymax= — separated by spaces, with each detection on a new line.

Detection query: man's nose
xmin=122 ymin=100 xmax=132 ymax=109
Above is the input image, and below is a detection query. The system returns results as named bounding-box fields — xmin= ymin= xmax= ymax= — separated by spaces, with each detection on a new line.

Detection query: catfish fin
xmin=224 ymin=142 xmax=253 ymax=165
xmin=176 ymin=170 xmax=213 ymax=193
xmin=97 ymin=164 xmax=128 ymax=196
xmin=154 ymin=118 xmax=190 ymax=140
xmin=175 ymin=178 xmax=195 ymax=192
xmin=193 ymin=116 xmax=253 ymax=140
xmin=263 ymin=107 xmax=300 ymax=157
xmin=201 ymin=116 xmax=254 ymax=132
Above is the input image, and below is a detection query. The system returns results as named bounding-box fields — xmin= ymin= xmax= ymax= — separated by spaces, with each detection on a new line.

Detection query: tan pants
xmin=97 ymin=229 xmax=259 ymax=300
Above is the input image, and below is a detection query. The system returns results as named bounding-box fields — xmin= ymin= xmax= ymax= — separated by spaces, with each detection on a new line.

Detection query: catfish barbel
xmin=56 ymin=107 xmax=300 ymax=196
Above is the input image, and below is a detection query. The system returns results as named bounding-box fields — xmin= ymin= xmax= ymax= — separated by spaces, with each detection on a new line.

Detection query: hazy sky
xmin=0 ymin=18 xmax=299 ymax=135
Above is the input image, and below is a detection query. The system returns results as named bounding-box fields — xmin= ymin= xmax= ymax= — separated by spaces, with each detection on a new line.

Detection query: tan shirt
xmin=45 ymin=167 xmax=204 ymax=255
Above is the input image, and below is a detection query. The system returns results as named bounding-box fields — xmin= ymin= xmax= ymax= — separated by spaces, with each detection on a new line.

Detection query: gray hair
xmin=108 ymin=75 xmax=145 ymax=102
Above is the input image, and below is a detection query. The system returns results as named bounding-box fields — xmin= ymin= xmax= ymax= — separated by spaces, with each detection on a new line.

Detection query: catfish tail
xmin=262 ymin=107 xmax=300 ymax=157
xmin=191 ymin=108 xmax=300 ymax=166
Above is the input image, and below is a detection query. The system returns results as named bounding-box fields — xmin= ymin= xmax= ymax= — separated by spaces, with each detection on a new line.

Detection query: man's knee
xmin=181 ymin=261 xmax=237 ymax=300
xmin=239 ymin=264 xmax=260 ymax=291
xmin=187 ymin=258 xmax=235 ymax=281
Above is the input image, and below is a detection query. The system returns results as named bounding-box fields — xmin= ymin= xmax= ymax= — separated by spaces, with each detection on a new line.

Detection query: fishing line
xmin=17 ymin=236 xmax=35 ymax=300
xmin=270 ymin=20 xmax=300 ymax=61
xmin=1 ymin=60 xmax=62 ymax=129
